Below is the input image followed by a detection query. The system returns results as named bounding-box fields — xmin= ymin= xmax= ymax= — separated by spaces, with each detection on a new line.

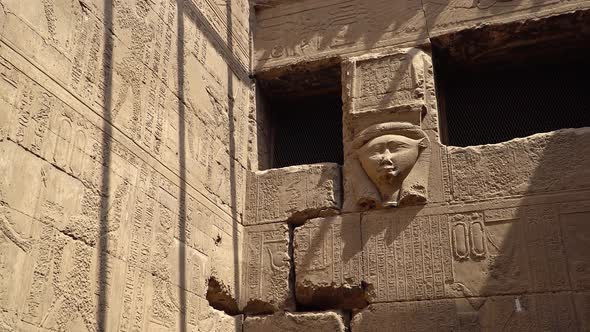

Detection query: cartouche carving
xmin=349 ymin=122 xmax=430 ymax=209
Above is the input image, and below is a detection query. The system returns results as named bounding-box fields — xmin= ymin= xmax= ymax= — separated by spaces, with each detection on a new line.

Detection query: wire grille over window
xmin=433 ymin=10 xmax=590 ymax=147
xmin=272 ymin=95 xmax=343 ymax=168
xmin=440 ymin=61 xmax=590 ymax=147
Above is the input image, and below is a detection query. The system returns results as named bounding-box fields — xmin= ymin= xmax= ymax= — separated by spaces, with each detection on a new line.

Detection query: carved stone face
xmin=358 ymin=134 xmax=425 ymax=207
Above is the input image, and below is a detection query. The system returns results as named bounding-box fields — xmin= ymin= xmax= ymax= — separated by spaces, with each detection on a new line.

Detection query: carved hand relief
xmin=348 ymin=122 xmax=430 ymax=209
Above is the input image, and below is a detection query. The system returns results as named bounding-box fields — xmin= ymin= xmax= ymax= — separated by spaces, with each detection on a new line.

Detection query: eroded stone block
xmin=194 ymin=305 xmax=243 ymax=332
xmin=425 ymin=0 xmax=590 ymax=37
xmin=361 ymin=209 xmax=453 ymax=302
xmin=448 ymin=128 xmax=590 ymax=202
xmin=245 ymin=163 xmax=341 ymax=225
xmin=254 ymin=0 xmax=428 ymax=70
xmin=351 ymin=293 xmax=578 ymax=331
xmin=451 ymin=205 xmax=570 ymax=297
xmin=294 ymin=215 xmax=365 ymax=309
xmin=343 ymin=49 xmax=436 ymax=124
xmin=240 ymin=223 xmax=292 ymax=313
xmin=575 ymin=292 xmax=590 ymax=332
xmin=560 ymin=201 xmax=590 ymax=290
xmin=243 ymin=311 xmax=346 ymax=332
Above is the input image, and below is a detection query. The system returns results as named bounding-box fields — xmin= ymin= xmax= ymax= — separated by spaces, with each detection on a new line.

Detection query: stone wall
xmin=0 ymin=0 xmax=252 ymax=330
xmin=1 ymin=0 xmax=590 ymax=331
xmin=242 ymin=1 xmax=590 ymax=331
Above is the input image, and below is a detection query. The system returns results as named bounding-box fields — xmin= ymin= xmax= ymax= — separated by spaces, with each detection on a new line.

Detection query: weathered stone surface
xmin=254 ymin=0 xmax=429 ymax=71
xmin=294 ymin=215 xmax=365 ymax=309
xmin=424 ymin=0 xmax=590 ymax=37
xmin=0 ymin=0 xmax=254 ymax=216
xmin=351 ymin=293 xmax=579 ymax=331
xmin=361 ymin=209 xmax=453 ymax=302
xmin=245 ymin=163 xmax=341 ymax=225
xmin=360 ymin=196 xmax=590 ymax=302
xmin=243 ymin=311 xmax=346 ymax=332
xmin=0 ymin=0 xmax=250 ymax=330
xmin=341 ymin=49 xmax=440 ymax=212
xmin=448 ymin=128 xmax=590 ymax=202
xmin=2 ymin=0 xmax=590 ymax=331
xmin=342 ymin=48 xmax=438 ymax=130
xmin=240 ymin=222 xmax=293 ymax=313
xmin=575 ymin=292 xmax=590 ymax=332
xmin=193 ymin=305 xmax=243 ymax=332
xmin=559 ymin=201 xmax=590 ymax=290
xmin=344 ymin=122 xmax=432 ymax=211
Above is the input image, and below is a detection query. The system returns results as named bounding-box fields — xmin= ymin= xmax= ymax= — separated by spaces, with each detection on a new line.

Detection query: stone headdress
xmin=344 ymin=122 xmax=430 ymax=210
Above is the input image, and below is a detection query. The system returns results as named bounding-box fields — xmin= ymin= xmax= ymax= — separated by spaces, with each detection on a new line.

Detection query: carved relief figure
xmin=348 ymin=122 xmax=430 ymax=209
xmin=112 ymin=0 xmax=155 ymax=138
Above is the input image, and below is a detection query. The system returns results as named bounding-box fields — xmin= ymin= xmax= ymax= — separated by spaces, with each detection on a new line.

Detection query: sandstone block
xmin=560 ymin=201 xmax=590 ymax=290
xmin=342 ymin=49 xmax=436 ymax=127
xmin=194 ymin=304 xmax=243 ymax=332
xmin=245 ymin=163 xmax=341 ymax=225
xmin=243 ymin=311 xmax=346 ymax=332
xmin=254 ymin=0 xmax=428 ymax=70
xmin=294 ymin=215 xmax=365 ymax=309
xmin=361 ymin=209 xmax=453 ymax=302
xmin=424 ymin=0 xmax=590 ymax=37
xmin=574 ymin=292 xmax=590 ymax=332
xmin=351 ymin=293 xmax=579 ymax=331
xmin=448 ymin=127 xmax=590 ymax=202
xmin=361 ymin=199 xmax=577 ymax=303
xmin=240 ymin=223 xmax=293 ymax=313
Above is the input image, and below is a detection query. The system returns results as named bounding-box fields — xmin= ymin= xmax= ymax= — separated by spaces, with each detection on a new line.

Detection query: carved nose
xmin=382 ymin=159 xmax=393 ymax=165
xmin=380 ymin=155 xmax=395 ymax=166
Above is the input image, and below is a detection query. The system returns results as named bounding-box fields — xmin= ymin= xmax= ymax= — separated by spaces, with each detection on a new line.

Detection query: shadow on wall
xmin=176 ymin=0 xmax=188 ymax=331
xmin=454 ymin=128 xmax=590 ymax=329
xmin=359 ymin=128 xmax=590 ymax=329
xmin=96 ymin=0 xmax=113 ymax=330
xmin=93 ymin=0 xmax=243 ymax=331
xmin=334 ymin=130 xmax=590 ymax=330
xmin=254 ymin=0 xmax=556 ymax=70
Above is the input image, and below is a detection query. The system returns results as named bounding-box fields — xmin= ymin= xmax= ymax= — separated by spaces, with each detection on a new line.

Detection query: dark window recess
xmin=257 ymin=61 xmax=343 ymax=168
xmin=271 ymin=95 xmax=343 ymax=168
xmin=433 ymin=10 xmax=590 ymax=147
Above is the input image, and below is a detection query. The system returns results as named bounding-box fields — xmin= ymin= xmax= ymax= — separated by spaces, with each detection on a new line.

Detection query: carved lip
xmin=378 ymin=166 xmax=400 ymax=177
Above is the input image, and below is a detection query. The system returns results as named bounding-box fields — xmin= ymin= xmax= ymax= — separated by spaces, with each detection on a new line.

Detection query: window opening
xmin=433 ymin=11 xmax=590 ymax=147
xmin=256 ymin=60 xmax=343 ymax=169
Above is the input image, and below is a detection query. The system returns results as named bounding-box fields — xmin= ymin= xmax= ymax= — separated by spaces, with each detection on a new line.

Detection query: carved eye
xmin=388 ymin=142 xmax=410 ymax=151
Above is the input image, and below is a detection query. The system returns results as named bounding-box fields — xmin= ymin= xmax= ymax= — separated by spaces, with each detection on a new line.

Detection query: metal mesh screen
xmin=271 ymin=94 xmax=343 ymax=168
xmin=437 ymin=54 xmax=590 ymax=147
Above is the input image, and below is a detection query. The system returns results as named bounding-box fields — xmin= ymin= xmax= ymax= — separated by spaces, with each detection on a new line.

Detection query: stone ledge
xmin=245 ymin=163 xmax=341 ymax=226
xmin=244 ymin=311 xmax=346 ymax=332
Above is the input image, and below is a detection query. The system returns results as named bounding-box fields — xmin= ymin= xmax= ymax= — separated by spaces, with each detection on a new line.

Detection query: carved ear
xmin=417 ymin=137 xmax=428 ymax=149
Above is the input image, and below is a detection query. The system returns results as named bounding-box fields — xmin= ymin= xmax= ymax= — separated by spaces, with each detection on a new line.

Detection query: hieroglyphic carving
xmin=424 ymin=0 xmax=590 ymax=36
xmin=245 ymin=163 xmax=341 ymax=225
xmin=524 ymin=205 xmax=569 ymax=292
xmin=19 ymin=171 xmax=131 ymax=331
xmin=352 ymin=293 xmax=578 ymax=331
xmin=244 ymin=311 xmax=345 ymax=332
xmin=450 ymin=205 xmax=570 ymax=297
xmin=254 ymin=0 xmax=427 ymax=70
xmin=560 ymin=201 xmax=590 ymax=290
xmin=451 ymin=213 xmax=486 ymax=260
xmin=448 ymin=128 xmax=590 ymax=202
xmin=294 ymin=215 xmax=364 ymax=308
xmin=0 ymin=206 xmax=32 ymax=253
xmin=361 ymin=211 xmax=453 ymax=302
xmin=345 ymin=122 xmax=430 ymax=210
xmin=241 ymin=223 xmax=292 ymax=312
xmin=112 ymin=0 xmax=155 ymax=139
xmin=349 ymin=49 xmax=429 ymax=115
